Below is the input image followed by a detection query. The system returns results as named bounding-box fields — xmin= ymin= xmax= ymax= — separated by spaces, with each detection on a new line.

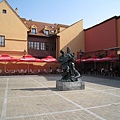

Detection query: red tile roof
xmin=21 ymin=18 xmax=69 ymax=37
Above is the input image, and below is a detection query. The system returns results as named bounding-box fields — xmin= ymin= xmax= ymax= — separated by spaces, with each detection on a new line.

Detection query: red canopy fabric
xmin=94 ymin=57 xmax=119 ymax=62
xmin=94 ymin=54 xmax=118 ymax=62
xmin=18 ymin=55 xmax=42 ymax=73
xmin=76 ymin=56 xmax=98 ymax=62
xmin=18 ymin=55 xmax=41 ymax=62
xmin=41 ymin=55 xmax=57 ymax=62
xmin=0 ymin=54 xmax=18 ymax=71
xmin=0 ymin=54 xmax=18 ymax=61
xmin=76 ymin=58 xmax=86 ymax=62
xmin=84 ymin=56 xmax=98 ymax=62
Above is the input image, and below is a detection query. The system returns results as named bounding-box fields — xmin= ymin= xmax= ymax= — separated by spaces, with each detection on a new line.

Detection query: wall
xmin=28 ymin=35 xmax=56 ymax=58
xmin=57 ymin=20 xmax=85 ymax=57
xmin=85 ymin=18 xmax=117 ymax=53
xmin=0 ymin=1 xmax=28 ymax=54
xmin=117 ymin=18 xmax=120 ymax=54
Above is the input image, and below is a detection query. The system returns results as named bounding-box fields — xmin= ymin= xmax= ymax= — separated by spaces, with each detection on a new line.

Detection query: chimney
xmin=15 ymin=8 xmax=18 ymax=14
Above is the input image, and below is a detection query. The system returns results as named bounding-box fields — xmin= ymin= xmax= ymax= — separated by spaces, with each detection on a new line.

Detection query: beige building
xmin=0 ymin=0 xmax=84 ymax=59
xmin=57 ymin=20 xmax=85 ymax=58
xmin=0 ymin=0 xmax=29 ymax=57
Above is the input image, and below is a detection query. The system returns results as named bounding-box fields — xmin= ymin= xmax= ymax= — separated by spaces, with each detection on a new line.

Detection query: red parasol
xmin=18 ymin=55 xmax=41 ymax=62
xmin=76 ymin=58 xmax=86 ymax=62
xmin=0 ymin=54 xmax=18 ymax=71
xmin=18 ymin=55 xmax=42 ymax=73
xmin=0 ymin=54 xmax=18 ymax=61
xmin=85 ymin=56 xmax=98 ymax=62
xmin=41 ymin=55 xmax=57 ymax=62
xmin=94 ymin=54 xmax=118 ymax=62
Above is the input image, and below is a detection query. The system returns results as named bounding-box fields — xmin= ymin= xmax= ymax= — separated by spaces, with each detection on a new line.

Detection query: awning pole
xmin=118 ymin=54 xmax=120 ymax=77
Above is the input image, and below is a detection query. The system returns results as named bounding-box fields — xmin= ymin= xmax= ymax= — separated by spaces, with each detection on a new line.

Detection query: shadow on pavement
xmin=11 ymin=87 xmax=59 ymax=91
xmin=82 ymin=75 xmax=120 ymax=88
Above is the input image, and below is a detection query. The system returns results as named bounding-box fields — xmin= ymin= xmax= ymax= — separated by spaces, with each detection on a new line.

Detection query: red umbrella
xmin=76 ymin=58 xmax=86 ymax=62
xmin=18 ymin=55 xmax=42 ymax=73
xmin=41 ymin=55 xmax=57 ymax=62
xmin=94 ymin=54 xmax=118 ymax=62
xmin=18 ymin=55 xmax=41 ymax=62
xmin=0 ymin=54 xmax=18 ymax=71
xmin=85 ymin=56 xmax=98 ymax=62
xmin=0 ymin=54 xmax=18 ymax=61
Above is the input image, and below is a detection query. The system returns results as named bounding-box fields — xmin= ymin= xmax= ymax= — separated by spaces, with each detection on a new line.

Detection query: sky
xmin=5 ymin=0 xmax=120 ymax=29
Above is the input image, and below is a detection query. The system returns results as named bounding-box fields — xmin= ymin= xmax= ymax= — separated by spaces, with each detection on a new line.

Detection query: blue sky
xmin=6 ymin=0 xmax=120 ymax=29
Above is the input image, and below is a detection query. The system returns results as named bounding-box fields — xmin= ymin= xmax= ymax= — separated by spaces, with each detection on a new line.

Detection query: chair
xmin=56 ymin=68 xmax=60 ymax=74
xmin=23 ymin=69 xmax=28 ymax=75
xmin=34 ymin=69 xmax=41 ymax=74
xmin=4 ymin=70 xmax=10 ymax=75
xmin=43 ymin=69 xmax=47 ymax=74
xmin=0 ymin=69 xmax=2 ymax=75
xmin=18 ymin=69 xmax=24 ymax=75
xmin=29 ymin=69 xmax=34 ymax=74
xmin=37 ymin=69 xmax=41 ymax=74
xmin=11 ymin=69 xmax=16 ymax=75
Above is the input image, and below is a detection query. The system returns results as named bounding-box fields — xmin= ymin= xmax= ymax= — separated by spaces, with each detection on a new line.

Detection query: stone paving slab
xmin=0 ymin=75 xmax=120 ymax=120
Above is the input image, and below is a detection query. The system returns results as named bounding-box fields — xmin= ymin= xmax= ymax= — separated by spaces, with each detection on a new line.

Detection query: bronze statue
xmin=58 ymin=47 xmax=81 ymax=82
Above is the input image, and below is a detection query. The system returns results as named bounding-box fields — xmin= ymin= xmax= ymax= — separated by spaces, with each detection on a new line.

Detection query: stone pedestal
xmin=56 ymin=79 xmax=85 ymax=91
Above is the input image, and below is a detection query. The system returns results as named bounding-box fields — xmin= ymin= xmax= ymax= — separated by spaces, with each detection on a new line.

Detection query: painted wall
xmin=117 ymin=18 xmax=120 ymax=54
xmin=85 ymin=18 xmax=117 ymax=53
xmin=28 ymin=35 xmax=56 ymax=58
xmin=57 ymin=20 xmax=85 ymax=57
xmin=0 ymin=1 xmax=28 ymax=53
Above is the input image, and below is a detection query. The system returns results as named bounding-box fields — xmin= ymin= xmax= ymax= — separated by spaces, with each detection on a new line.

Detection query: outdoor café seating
xmin=4 ymin=70 xmax=10 ymax=75
xmin=29 ymin=69 xmax=34 ymax=74
xmin=0 ymin=69 xmax=2 ymax=75
xmin=10 ymin=69 xmax=16 ymax=75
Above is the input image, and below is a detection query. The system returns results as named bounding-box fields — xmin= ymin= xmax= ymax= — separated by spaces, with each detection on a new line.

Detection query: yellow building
xmin=0 ymin=0 xmax=84 ymax=59
xmin=0 ymin=0 xmax=29 ymax=58
xmin=57 ymin=20 xmax=85 ymax=58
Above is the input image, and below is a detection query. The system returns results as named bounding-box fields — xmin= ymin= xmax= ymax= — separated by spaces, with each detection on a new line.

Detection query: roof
xmin=84 ymin=16 xmax=120 ymax=31
xmin=104 ymin=46 xmax=120 ymax=51
xmin=21 ymin=18 xmax=69 ymax=37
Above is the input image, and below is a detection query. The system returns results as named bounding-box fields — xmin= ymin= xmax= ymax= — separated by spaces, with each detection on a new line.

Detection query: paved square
xmin=0 ymin=75 xmax=120 ymax=120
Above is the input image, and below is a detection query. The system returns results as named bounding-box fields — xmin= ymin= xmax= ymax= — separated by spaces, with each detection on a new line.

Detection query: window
xmin=40 ymin=43 xmax=45 ymax=50
xmin=31 ymin=42 xmax=33 ymax=49
xmin=28 ymin=42 xmax=33 ymax=49
xmin=51 ymin=30 xmax=54 ymax=34
xmin=36 ymin=42 xmax=39 ymax=50
xmin=2 ymin=9 xmax=7 ymax=14
xmin=29 ymin=42 xmax=40 ymax=50
xmin=32 ymin=28 xmax=36 ymax=34
xmin=0 ymin=36 xmax=5 ymax=47
xmin=34 ymin=42 xmax=37 ymax=49
xmin=46 ymin=44 xmax=49 ymax=50
xmin=51 ymin=26 xmax=54 ymax=28
xmin=50 ymin=43 xmax=56 ymax=51
xmin=58 ymin=28 xmax=60 ymax=33
xmin=45 ymin=30 xmax=49 ymax=36
xmin=28 ymin=42 xmax=31 ymax=49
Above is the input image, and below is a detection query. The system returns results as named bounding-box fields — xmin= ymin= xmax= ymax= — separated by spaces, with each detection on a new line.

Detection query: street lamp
xmin=23 ymin=49 xmax=27 ymax=57
xmin=79 ymin=50 xmax=85 ymax=75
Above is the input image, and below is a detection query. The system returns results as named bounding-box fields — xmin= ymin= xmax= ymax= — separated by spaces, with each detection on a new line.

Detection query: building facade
xmin=21 ymin=18 xmax=60 ymax=58
xmin=57 ymin=20 xmax=85 ymax=58
xmin=83 ymin=16 xmax=120 ymax=76
xmin=85 ymin=16 xmax=118 ymax=57
xmin=0 ymin=0 xmax=29 ymax=58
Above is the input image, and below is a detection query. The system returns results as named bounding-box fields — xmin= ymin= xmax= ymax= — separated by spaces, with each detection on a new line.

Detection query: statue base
xmin=56 ymin=79 xmax=85 ymax=91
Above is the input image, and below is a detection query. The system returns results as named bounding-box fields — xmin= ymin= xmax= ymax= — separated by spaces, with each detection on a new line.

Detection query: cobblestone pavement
xmin=0 ymin=75 xmax=120 ymax=120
